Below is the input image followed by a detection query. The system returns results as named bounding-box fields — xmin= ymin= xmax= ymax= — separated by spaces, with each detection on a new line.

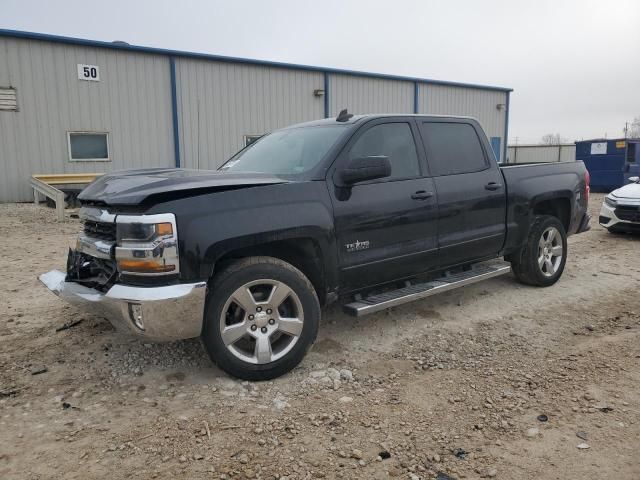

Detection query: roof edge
xmin=0 ymin=28 xmax=513 ymax=93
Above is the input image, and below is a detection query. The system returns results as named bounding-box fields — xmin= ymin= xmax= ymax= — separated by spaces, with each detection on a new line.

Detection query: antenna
xmin=336 ymin=109 xmax=353 ymax=122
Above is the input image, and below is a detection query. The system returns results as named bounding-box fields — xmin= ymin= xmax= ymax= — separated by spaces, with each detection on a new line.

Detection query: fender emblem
xmin=345 ymin=240 xmax=370 ymax=252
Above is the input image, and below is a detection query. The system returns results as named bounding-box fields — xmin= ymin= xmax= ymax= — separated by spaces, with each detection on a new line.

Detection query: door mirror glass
xmin=628 ymin=176 xmax=639 ymax=183
xmin=340 ymin=156 xmax=391 ymax=184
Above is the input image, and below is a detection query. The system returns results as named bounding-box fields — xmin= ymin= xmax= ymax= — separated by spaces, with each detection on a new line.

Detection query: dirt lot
xmin=1 ymin=193 xmax=639 ymax=480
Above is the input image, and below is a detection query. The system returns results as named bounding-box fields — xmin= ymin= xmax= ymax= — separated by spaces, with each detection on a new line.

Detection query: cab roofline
xmin=282 ymin=113 xmax=481 ymax=129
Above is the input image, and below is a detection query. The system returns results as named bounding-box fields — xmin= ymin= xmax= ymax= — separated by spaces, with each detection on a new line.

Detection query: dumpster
xmin=575 ymin=138 xmax=640 ymax=192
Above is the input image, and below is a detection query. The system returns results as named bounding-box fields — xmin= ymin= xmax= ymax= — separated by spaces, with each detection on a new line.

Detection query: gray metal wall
xmin=507 ymin=144 xmax=576 ymax=163
xmin=174 ymin=68 xmax=505 ymax=169
xmin=174 ymin=59 xmax=324 ymax=170
xmin=329 ymin=74 xmax=414 ymax=116
xmin=0 ymin=37 xmax=175 ymax=202
xmin=418 ymin=83 xmax=507 ymax=160
xmin=0 ymin=34 xmax=510 ymax=202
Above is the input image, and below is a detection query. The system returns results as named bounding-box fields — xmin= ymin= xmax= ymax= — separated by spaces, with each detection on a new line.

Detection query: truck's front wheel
xmin=511 ymin=215 xmax=568 ymax=287
xmin=202 ymin=256 xmax=320 ymax=380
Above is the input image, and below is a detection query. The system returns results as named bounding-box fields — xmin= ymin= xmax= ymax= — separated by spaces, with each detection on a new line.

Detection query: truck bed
xmin=499 ymin=160 xmax=589 ymax=252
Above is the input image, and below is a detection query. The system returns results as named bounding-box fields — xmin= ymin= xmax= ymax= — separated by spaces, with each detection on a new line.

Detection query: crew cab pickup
xmin=40 ymin=113 xmax=591 ymax=380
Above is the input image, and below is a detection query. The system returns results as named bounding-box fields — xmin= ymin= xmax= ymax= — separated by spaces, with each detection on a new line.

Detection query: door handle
xmin=411 ymin=190 xmax=434 ymax=200
xmin=485 ymin=182 xmax=503 ymax=191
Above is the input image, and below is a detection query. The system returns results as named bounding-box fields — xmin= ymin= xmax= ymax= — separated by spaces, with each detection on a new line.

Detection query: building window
xmin=0 ymin=87 xmax=18 ymax=111
xmin=244 ymin=134 xmax=263 ymax=147
xmin=67 ymin=132 xmax=110 ymax=161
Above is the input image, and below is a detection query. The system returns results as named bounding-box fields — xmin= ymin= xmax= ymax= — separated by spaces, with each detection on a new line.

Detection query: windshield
xmin=220 ymin=126 xmax=345 ymax=175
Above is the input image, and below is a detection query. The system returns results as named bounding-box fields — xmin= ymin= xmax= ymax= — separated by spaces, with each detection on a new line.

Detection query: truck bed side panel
xmin=500 ymin=161 xmax=588 ymax=255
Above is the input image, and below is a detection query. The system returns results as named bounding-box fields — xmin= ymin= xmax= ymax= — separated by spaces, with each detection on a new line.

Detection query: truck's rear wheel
xmin=511 ymin=215 xmax=567 ymax=287
xmin=202 ymin=256 xmax=319 ymax=380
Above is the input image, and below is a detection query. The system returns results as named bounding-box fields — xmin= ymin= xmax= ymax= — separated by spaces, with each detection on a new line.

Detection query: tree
xmin=541 ymin=133 xmax=567 ymax=145
xmin=626 ymin=117 xmax=640 ymax=138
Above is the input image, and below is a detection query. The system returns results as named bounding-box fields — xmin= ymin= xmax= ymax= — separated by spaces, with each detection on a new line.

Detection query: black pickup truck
xmin=40 ymin=113 xmax=591 ymax=379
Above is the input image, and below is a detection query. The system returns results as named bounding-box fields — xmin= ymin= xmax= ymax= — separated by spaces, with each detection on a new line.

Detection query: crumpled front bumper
xmin=39 ymin=270 xmax=207 ymax=341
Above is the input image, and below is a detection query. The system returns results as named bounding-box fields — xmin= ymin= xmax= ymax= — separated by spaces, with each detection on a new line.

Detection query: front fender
xmin=148 ymin=182 xmax=337 ymax=289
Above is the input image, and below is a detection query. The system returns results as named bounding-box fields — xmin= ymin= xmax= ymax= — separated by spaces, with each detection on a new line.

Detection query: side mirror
xmin=340 ymin=156 xmax=391 ymax=185
xmin=628 ymin=176 xmax=640 ymax=183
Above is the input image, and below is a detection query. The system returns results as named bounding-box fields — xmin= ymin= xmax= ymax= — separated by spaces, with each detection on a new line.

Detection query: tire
xmin=511 ymin=215 xmax=567 ymax=287
xmin=202 ymin=256 xmax=320 ymax=380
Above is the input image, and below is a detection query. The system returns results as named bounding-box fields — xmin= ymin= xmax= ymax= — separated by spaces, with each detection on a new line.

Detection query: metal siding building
xmin=507 ymin=144 xmax=576 ymax=164
xmin=328 ymin=75 xmax=414 ymax=116
xmin=0 ymin=36 xmax=175 ymax=202
xmin=420 ymin=84 xmax=507 ymax=144
xmin=175 ymin=59 xmax=325 ymax=170
xmin=0 ymin=30 xmax=512 ymax=202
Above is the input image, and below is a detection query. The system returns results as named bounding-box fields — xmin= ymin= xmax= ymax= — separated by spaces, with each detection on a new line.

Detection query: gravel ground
xmin=1 ymin=193 xmax=639 ymax=480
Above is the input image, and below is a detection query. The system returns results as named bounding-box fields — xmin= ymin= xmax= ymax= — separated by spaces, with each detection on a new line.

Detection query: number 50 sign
xmin=77 ymin=64 xmax=100 ymax=82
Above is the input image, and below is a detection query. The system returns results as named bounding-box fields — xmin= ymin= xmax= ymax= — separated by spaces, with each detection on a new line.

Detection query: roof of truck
xmin=284 ymin=113 xmax=479 ymax=128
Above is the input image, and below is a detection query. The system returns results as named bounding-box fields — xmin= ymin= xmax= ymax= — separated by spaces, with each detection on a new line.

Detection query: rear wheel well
xmin=213 ymin=239 xmax=327 ymax=305
xmin=532 ymin=198 xmax=571 ymax=232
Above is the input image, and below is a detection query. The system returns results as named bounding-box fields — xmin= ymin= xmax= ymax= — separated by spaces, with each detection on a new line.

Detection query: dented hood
xmin=78 ymin=168 xmax=289 ymax=205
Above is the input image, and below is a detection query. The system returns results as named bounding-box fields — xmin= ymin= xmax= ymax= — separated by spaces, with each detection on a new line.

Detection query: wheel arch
xmin=505 ymin=195 xmax=571 ymax=263
xmin=211 ymin=237 xmax=329 ymax=306
xmin=531 ymin=194 xmax=572 ymax=232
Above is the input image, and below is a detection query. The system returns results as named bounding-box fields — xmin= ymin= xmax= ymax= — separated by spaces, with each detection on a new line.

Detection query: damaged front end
xmin=66 ymin=248 xmax=118 ymax=291
xmin=39 ymin=206 xmax=207 ymax=341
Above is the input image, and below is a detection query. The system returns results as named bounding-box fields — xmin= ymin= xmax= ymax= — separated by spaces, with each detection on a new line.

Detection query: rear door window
xmin=420 ymin=122 xmax=488 ymax=176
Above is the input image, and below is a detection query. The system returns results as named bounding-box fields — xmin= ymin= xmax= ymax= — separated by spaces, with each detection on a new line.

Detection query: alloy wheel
xmin=537 ymin=226 xmax=564 ymax=277
xmin=219 ymin=279 xmax=304 ymax=364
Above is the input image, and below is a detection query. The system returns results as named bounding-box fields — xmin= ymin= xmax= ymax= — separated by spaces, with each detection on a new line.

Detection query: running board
xmin=343 ymin=261 xmax=511 ymax=317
